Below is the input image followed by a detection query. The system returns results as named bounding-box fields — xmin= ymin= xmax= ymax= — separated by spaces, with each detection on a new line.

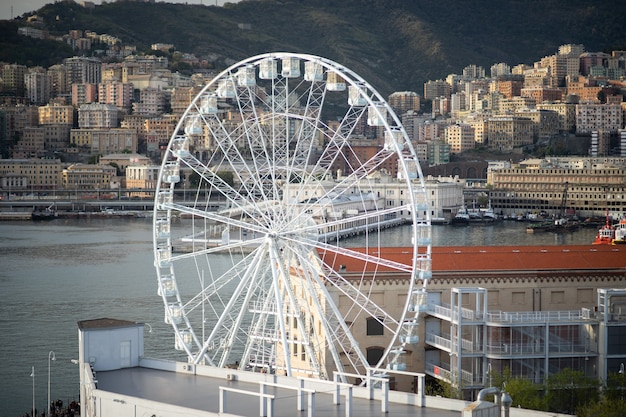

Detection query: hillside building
xmin=486 ymin=116 xmax=533 ymax=152
xmin=575 ymin=103 xmax=623 ymax=135
xmin=39 ymin=103 xmax=74 ymax=126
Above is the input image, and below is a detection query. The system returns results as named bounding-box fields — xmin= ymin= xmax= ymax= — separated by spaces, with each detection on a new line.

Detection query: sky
xmin=0 ymin=0 xmax=239 ymax=22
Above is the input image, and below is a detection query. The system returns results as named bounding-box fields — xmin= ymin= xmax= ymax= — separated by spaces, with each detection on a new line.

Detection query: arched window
xmin=366 ymin=347 xmax=384 ymax=366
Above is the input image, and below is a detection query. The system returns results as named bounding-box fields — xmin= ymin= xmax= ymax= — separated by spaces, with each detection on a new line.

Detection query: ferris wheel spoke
xmin=289 ymin=235 xmax=413 ymax=274
xmin=169 ymin=235 xmax=266 ymax=265
xmin=194 ymin=243 xmax=269 ymax=365
xmin=290 ymin=247 xmax=370 ymax=376
xmin=183 ymin=245 xmax=266 ymax=314
xmin=155 ymin=52 xmax=430 ymax=379
xmin=168 ymin=202 xmax=269 ymax=236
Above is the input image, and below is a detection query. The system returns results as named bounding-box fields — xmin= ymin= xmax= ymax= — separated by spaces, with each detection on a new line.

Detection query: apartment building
xmin=78 ymin=103 xmax=118 ymax=128
xmin=575 ymin=102 xmax=623 ymax=135
xmin=38 ymin=103 xmax=74 ymax=126
xmin=423 ymin=80 xmax=451 ymax=101
xmin=388 ymin=91 xmax=421 ymax=114
xmin=64 ymin=56 xmax=102 ymax=85
xmin=514 ymin=109 xmax=560 ymax=141
xmin=0 ymin=158 xmax=63 ymax=189
xmin=536 ymin=102 xmax=577 ymax=132
xmin=25 ymin=68 xmax=52 ymax=105
xmin=98 ymin=80 xmax=133 ymax=112
xmin=1 ymin=64 xmax=27 ymax=97
xmin=71 ymin=82 xmax=98 ymax=107
xmin=444 ymin=124 xmax=475 ymax=154
xmin=486 ymin=116 xmax=533 ymax=152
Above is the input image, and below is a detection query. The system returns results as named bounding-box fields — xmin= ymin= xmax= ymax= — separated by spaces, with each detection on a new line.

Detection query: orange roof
xmin=320 ymin=245 xmax=626 ymax=273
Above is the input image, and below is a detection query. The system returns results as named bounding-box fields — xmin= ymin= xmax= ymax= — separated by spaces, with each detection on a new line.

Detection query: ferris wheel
xmin=152 ymin=52 xmax=432 ymax=381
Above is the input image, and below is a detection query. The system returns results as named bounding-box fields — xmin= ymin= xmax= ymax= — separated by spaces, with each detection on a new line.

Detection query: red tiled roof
xmin=320 ymin=245 xmax=626 ymax=273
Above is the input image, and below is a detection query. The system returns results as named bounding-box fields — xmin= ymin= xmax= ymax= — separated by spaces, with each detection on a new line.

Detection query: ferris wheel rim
xmin=152 ymin=51 xmax=431 ymax=379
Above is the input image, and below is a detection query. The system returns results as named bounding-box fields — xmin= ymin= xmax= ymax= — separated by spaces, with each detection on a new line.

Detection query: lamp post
xmin=48 ymin=351 xmax=56 ymax=417
xmin=30 ymin=366 xmax=35 ymax=417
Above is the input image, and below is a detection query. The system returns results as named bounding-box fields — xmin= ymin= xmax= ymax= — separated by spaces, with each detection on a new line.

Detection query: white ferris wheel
xmin=152 ymin=52 xmax=432 ymax=381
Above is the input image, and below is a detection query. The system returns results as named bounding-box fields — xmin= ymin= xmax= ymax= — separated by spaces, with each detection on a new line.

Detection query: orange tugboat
xmin=593 ymin=210 xmax=615 ymax=245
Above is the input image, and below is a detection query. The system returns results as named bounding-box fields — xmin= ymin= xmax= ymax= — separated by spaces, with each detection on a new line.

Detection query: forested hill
xmin=3 ymin=0 xmax=626 ymax=95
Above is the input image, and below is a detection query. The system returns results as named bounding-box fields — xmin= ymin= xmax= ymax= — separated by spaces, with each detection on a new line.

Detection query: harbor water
xmin=0 ymin=218 xmax=598 ymax=417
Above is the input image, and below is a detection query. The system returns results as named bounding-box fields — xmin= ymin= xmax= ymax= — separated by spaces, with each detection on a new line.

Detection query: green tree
xmin=545 ymin=368 xmax=600 ymax=414
xmin=577 ymin=397 xmax=626 ymax=417
xmin=490 ymin=367 xmax=547 ymax=411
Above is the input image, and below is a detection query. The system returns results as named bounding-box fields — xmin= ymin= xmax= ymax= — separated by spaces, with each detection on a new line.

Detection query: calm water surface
xmin=0 ymin=218 xmax=598 ymax=416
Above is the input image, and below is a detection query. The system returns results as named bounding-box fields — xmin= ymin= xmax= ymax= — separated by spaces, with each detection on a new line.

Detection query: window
xmin=366 ymin=317 xmax=384 ymax=336
xmin=366 ymin=347 xmax=384 ymax=365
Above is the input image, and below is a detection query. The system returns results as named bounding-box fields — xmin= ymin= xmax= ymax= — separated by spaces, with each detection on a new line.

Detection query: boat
xmin=450 ymin=207 xmax=470 ymax=225
xmin=526 ymin=221 xmax=553 ymax=233
xmin=31 ymin=204 xmax=57 ymax=221
xmin=592 ymin=211 xmax=615 ymax=245
xmin=612 ymin=216 xmax=626 ymax=245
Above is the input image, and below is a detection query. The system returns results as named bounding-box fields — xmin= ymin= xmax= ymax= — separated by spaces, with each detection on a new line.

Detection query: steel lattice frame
xmin=152 ymin=52 xmax=432 ymax=381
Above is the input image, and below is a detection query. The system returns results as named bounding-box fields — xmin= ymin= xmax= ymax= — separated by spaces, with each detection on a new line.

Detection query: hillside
xmin=2 ymin=0 xmax=626 ymax=95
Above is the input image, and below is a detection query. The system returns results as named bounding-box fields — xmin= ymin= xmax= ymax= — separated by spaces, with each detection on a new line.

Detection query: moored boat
xmin=451 ymin=206 xmax=470 ymax=225
xmin=592 ymin=211 xmax=615 ymax=245
xmin=612 ymin=216 xmax=626 ymax=245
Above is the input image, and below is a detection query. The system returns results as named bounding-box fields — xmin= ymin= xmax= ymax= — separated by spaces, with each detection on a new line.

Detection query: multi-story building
xmin=38 ymin=103 xmax=74 ymax=126
xmin=522 ymin=67 xmax=551 ymax=88
xmin=579 ymin=52 xmax=611 ymax=76
xmin=98 ymin=80 xmax=133 ymax=112
xmin=47 ymin=64 xmax=69 ymax=97
xmin=423 ymin=80 xmax=451 ymax=101
xmin=536 ymin=102 xmax=577 ymax=133
xmin=514 ymin=109 xmax=560 ymax=142
xmin=490 ymin=63 xmax=511 ymax=78
xmin=24 ymin=68 xmax=51 ymax=105
xmin=486 ymin=116 xmax=533 ymax=152
xmin=590 ymin=130 xmax=611 ymax=157
xmin=42 ymin=124 xmax=71 ymax=152
xmin=145 ymin=115 xmax=177 ymax=154
xmin=444 ymin=124 xmax=475 ymax=154
xmin=428 ymin=140 xmax=450 ymax=166
xmin=62 ymin=163 xmax=117 ymax=190
xmin=575 ymin=103 xmax=623 ymax=135
xmin=487 ymin=157 xmax=626 ymax=217
xmin=322 ymin=244 xmax=626 ymax=397
xmin=170 ymin=86 xmax=203 ymax=116
xmin=493 ymin=77 xmax=523 ymax=99
xmin=64 ymin=56 xmax=102 ymax=85
xmin=566 ymin=76 xmax=617 ymax=103
xmin=15 ymin=126 xmax=45 ymax=158
xmin=520 ymin=87 xmax=563 ymax=105
xmin=125 ymin=164 xmax=160 ymax=197
xmin=100 ymin=153 xmax=151 ymax=172
xmin=498 ymin=96 xmax=536 ymax=114
xmin=78 ymin=103 xmax=118 ymax=128
xmin=0 ymin=158 xmax=63 ymax=189
xmin=71 ymin=83 xmax=98 ymax=107
xmin=462 ymin=64 xmax=485 ymax=79
xmin=1 ymin=64 xmax=27 ymax=97
xmin=465 ymin=116 xmax=488 ymax=145
xmin=388 ymin=91 xmax=421 ymax=115
xmin=70 ymin=128 xmax=138 ymax=154
xmin=132 ymin=87 xmax=167 ymax=116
